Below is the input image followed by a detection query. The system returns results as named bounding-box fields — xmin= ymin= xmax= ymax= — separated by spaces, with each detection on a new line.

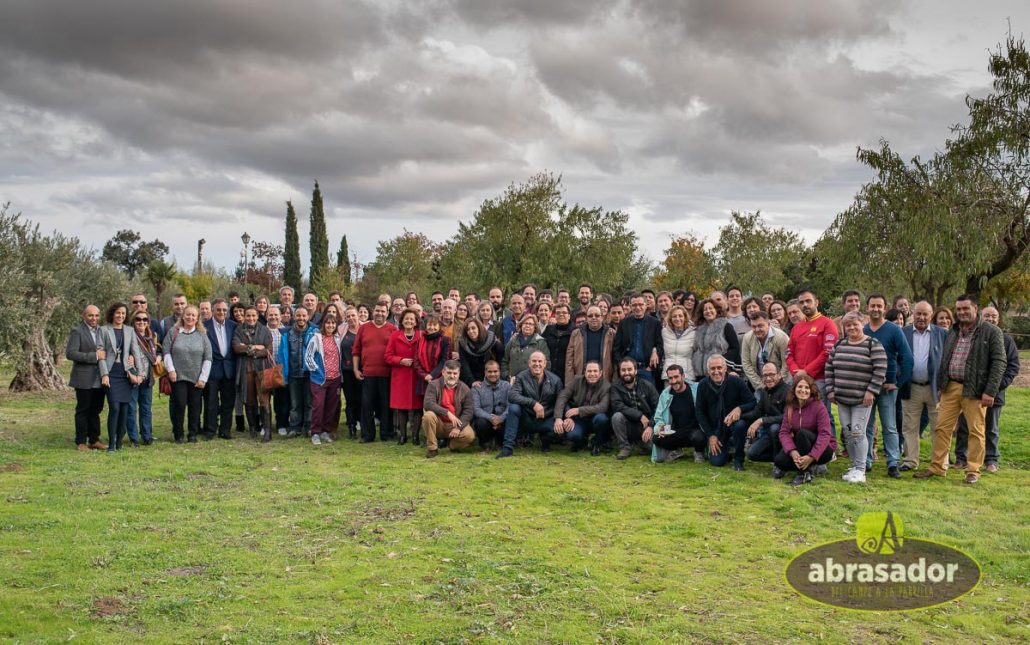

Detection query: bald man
xmin=66 ymin=305 xmax=107 ymax=450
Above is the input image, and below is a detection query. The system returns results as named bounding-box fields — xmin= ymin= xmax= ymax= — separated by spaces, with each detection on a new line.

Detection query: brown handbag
xmin=261 ymin=361 xmax=285 ymax=391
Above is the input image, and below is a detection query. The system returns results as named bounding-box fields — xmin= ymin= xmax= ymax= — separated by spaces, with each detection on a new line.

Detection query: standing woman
xmin=416 ymin=315 xmax=451 ymax=424
xmin=357 ymin=304 xmax=371 ymax=324
xmin=340 ymin=306 xmax=362 ymax=439
xmin=255 ymin=296 xmax=270 ymax=325
xmin=535 ymin=302 xmax=553 ymax=333
xmin=933 ymin=307 xmax=953 ymax=331
xmin=691 ymin=298 xmax=741 ymax=379
xmin=662 ymin=305 xmax=696 ymax=384
xmin=768 ymin=300 xmax=789 ymax=331
xmin=501 ymin=314 xmax=549 ymax=381
xmin=305 ymin=315 xmax=342 ymax=445
xmin=454 ymin=303 xmax=470 ymax=328
xmin=233 ymin=306 xmax=274 ymax=441
xmin=475 ymin=301 xmax=496 ymax=330
xmin=385 ymin=309 xmax=423 ymax=444
xmin=406 ymin=292 xmax=421 ymax=308
xmin=164 ymin=306 xmax=212 ymax=443
xmin=681 ymin=291 xmax=698 ymax=320
xmin=129 ymin=306 xmax=161 ymax=446
xmin=459 ymin=319 xmax=503 ymax=387
xmin=774 ymin=374 xmax=837 ymax=486
xmin=825 ymin=311 xmax=887 ymax=484
xmin=99 ymin=302 xmax=143 ymax=451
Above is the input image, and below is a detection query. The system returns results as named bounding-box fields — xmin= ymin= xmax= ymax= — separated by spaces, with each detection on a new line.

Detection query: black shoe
xmin=540 ymin=444 xmax=552 ymax=453
xmin=129 ymin=440 xmax=139 ymax=448
xmin=142 ymin=438 xmax=153 ymax=446
xmin=201 ymin=434 xmax=213 ymax=441
xmin=496 ymin=448 xmax=513 ymax=459
xmin=789 ymin=471 xmax=814 ymax=486
xmin=219 ymin=433 xmax=232 ymax=440
xmin=899 ymin=464 xmax=914 ymax=472
xmin=174 ymin=436 xmax=184 ymax=444
xmin=865 ymin=465 xmax=872 ymax=473
xmin=235 ymin=415 xmax=246 ymax=433
xmin=888 ymin=466 xmax=901 ymax=479
xmin=570 ymin=444 xmax=581 ymax=453
xmin=397 ymin=432 xmax=408 ymax=446
xmin=590 ymin=445 xmax=601 ymax=456
xmin=187 ymin=435 xmax=198 ymax=443
xmin=733 ymin=462 xmax=745 ymax=472
xmin=359 ymin=438 xmax=373 ymax=443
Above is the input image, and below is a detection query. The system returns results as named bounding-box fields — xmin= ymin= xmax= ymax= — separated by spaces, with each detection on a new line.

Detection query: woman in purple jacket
xmin=775 ymin=374 xmax=837 ymax=486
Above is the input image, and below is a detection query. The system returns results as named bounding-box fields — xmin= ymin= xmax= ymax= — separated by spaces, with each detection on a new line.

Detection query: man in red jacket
xmin=786 ymin=289 xmax=839 ymax=435
xmin=353 ymin=303 xmax=397 ymax=442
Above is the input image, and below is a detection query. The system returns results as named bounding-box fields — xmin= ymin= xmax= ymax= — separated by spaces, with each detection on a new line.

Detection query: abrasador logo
xmin=786 ymin=512 xmax=982 ymax=610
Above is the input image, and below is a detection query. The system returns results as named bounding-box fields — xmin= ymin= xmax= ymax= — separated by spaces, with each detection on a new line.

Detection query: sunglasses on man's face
xmin=132 ymin=300 xmax=147 ymax=305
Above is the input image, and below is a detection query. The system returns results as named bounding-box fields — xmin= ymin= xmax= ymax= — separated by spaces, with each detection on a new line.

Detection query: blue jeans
xmin=288 ymin=376 xmax=312 ymax=432
xmin=502 ymin=403 xmax=553 ymax=451
xmin=126 ymin=381 xmax=153 ymax=442
xmin=865 ymin=389 xmax=900 ymax=468
xmin=709 ymin=419 xmax=749 ymax=467
xmin=746 ymin=423 xmax=780 ymax=462
xmin=568 ymin=413 xmax=610 ymax=448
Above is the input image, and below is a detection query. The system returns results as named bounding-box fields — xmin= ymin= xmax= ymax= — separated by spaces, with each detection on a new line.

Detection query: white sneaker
xmin=849 ymin=469 xmax=866 ymax=483
xmin=842 ymin=468 xmax=858 ymax=482
xmin=311 ymin=434 xmax=322 ymax=445
xmin=278 ymin=427 xmax=287 ymax=436
xmin=319 ymin=432 xmax=333 ymax=444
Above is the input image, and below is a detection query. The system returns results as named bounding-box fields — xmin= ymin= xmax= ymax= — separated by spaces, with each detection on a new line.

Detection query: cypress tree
xmin=337 ymin=235 xmax=351 ymax=286
xmin=308 ymin=181 xmax=330 ymax=285
xmin=283 ymin=200 xmax=302 ymax=291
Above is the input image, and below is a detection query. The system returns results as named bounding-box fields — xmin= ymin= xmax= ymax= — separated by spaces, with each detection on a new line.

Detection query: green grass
xmin=1 ymin=375 xmax=1028 ymax=643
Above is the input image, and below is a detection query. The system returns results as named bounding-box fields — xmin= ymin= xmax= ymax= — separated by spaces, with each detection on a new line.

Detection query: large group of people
xmin=66 ymin=281 xmax=1019 ymax=486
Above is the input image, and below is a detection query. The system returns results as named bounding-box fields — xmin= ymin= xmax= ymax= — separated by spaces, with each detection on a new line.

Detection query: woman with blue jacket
xmin=304 ymin=314 xmax=342 ymax=446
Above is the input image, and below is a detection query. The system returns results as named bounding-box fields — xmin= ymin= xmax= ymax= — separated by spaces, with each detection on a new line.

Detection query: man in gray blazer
xmin=900 ymin=301 xmax=948 ymax=470
xmin=65 ymin=305 xmax=107 ymax=450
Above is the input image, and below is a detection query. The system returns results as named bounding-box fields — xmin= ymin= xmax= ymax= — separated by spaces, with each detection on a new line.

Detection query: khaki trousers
xmin=901 ymin=383 xmax=938 ymax=469
xmin=421 ymin=411 xmax=475 ymax=451
xmin=929 ymin=381 xmax=987 ymax=475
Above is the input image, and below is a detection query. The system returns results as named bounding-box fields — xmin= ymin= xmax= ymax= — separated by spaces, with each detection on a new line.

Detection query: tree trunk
xmin=9 ymin=327 xmax=66 ymax=391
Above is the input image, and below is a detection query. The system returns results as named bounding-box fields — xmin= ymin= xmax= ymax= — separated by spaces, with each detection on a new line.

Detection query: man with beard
xmin=744 ymin=362 xmax=790 ymax=473
xmin=422 ymin=361 xmax=475 ymax=458
xmin=496 ymin=351 xmax=562 ymax=458
xmin=279 ymin=306 xmax=315 ymax=438
xmin=786 ymin=289 xmax=838 ymax=434
xmin=542 ymin=303 xmax=575 ymax=386
xmin=159 ymin=293 xmax=188 ymax=340
xmin=696 ymin=355 xmax=756 ymax=471
xmin=652 ymin=364 xmax=702 ymax=463
xmin=863 ymin=293 xmax=913 ymax=479
xmin=565 ymin=305 xmax=615 ymax=383
xmin=554 ymin=361 xmax=611 ymax=454
xmin=497 ymin=294 xmax=526 ymax=347
xmin=488 ymin=287 xmax=506 ymax=319
xmin=353 ymin=303 xmax=398 ymax=442
xmin=612 ymin=294 xmax=663 ymax=384
xmin=471 ymin=361 xmax=511 ymax=451
xmin=610 ymin=358 xmax=660 ymax=460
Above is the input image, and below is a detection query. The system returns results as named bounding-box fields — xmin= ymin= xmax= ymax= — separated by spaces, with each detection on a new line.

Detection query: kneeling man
xmin=422 ymin=360 xmax=475 ymax=458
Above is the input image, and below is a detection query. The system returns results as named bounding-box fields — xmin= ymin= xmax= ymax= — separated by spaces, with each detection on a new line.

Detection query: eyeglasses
xmin=134 ymin=318 xmax=149 ymax=323
xmin=586 ymin=314 xmax=602 ymax=318
xmin=132 ymin=300 xmax=147 ymax=305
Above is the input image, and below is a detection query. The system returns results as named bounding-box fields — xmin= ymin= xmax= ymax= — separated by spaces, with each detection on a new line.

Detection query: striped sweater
xmin=824 ymin=337 xmax=887 ymax=406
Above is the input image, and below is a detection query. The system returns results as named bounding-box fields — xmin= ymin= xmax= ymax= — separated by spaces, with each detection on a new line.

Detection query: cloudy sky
xmin=0 ymin=0 xmax=1026 ymax=274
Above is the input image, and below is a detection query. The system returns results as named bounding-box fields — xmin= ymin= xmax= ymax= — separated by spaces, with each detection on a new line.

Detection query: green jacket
xmin=937 ymin=319 xmax=1006 ymax=398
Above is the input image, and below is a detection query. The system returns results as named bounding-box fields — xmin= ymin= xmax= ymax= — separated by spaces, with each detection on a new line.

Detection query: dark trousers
xmin=473 ymin=417 xmax=504 ymax=448
xmin=288 ymin=376 xmax=312 ymax=432
xmin=271 ymin=386 xmax=290 ymax=430
xmin=106 ymin=400 xmax=130 ymax=449
xmin=204 ymin=377 xmax=236 ymax=438
xmin=709 ymin=419 xmax=749 ymax=467
xmin=341 ymin=371 xmax=362 ymax=430
xmin=955 ymin=404 xmax=1003 ymax=465
xmin=74 ymin=387 xmax=105 ymax=445
xmin=360 ymin=376 xmax=392 ymax=441
xmin=310 ymin=377 xmax=341 ymax=435
xmin=653 ymin=425 xmax=701 ymax=451
xmin=501 ymin=404 xmax=553 ymax=451
xmin=746 ymin=423 xmax=781 ymax=462
xmin=170 ymin=380 xmax=203 ymax=439
xmin=773 ymin=428 xmax=834 ymax=473
xmin=568 ymin=413 xmax=610 ymax=449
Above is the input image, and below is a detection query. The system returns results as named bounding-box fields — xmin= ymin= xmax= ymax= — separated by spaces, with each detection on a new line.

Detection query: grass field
xmin=1 ymin=374 xmax=1028 ymax=644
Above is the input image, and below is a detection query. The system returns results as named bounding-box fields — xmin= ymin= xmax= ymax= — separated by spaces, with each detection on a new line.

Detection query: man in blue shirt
xmin=863 ymin=294 xmax=913 ymax=478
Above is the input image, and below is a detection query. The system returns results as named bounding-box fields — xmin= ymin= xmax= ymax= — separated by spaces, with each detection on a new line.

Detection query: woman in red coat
xmin=385 ymin=309 xmax=423 ymax=445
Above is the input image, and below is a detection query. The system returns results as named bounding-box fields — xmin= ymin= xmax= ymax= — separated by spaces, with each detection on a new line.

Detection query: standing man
xmin=610 ymin=358 xmax=660 ymax=460
xmin=440 ymin=299 xmax=458 ymax=349
xmin=543 ymin=304 xmax=575 ymax=386
xmin=863 ymin=293 xmax=913 ymax=478
xmin=575 ymin=283 xmax=593 ymax=318
xmin=265 ymin=306 xmax=291 ymax=436
xmin=421 ymin=361 xmax=475 ymax=458
xmin=954 ymin=305 xmax=1019 ymax=473
xmin=726 ymin=286 xmax=749 ymax=341
xmin=280 ymin=306 xmax=314 ymax=438
xmin=159 ymin=293 xmax=188 ymax=340
xmin=786 ymin=289 xmax=838 ymax=433
xmin=430 ymin=291 xmax=444 ymax=315
xmin=353 ymin=303 xmax=397 ymax=442
xmin=565 ymin=305 xmax=615 ymax=383
xmin=488 ymin=287 xmax=505 ymax=319
xmin=521 ymin=284 xmax=537 ymax=312
xmin=900 ymin=301 xmax=947 ymax=471
xmin=741 ymin=311 xmax=789 ymax=391
xmin=66 ymin=305 xmax=107 ymax=451
xmin=278 ymin=286 xmax=296 ymax=311
xmin=915 ymin=295 xmax=1006 ymax=485
xmin=612 ymin=293 xmax=663 ymax=384
xmin=204 ymin=299 xmax=237 ymax=440
xmin=497 ymin=294 xmax=525 ymax=347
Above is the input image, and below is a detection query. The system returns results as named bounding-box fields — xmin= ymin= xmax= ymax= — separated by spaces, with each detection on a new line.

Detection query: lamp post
xmin=241 ymin=232 xmax=251 ymax=284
